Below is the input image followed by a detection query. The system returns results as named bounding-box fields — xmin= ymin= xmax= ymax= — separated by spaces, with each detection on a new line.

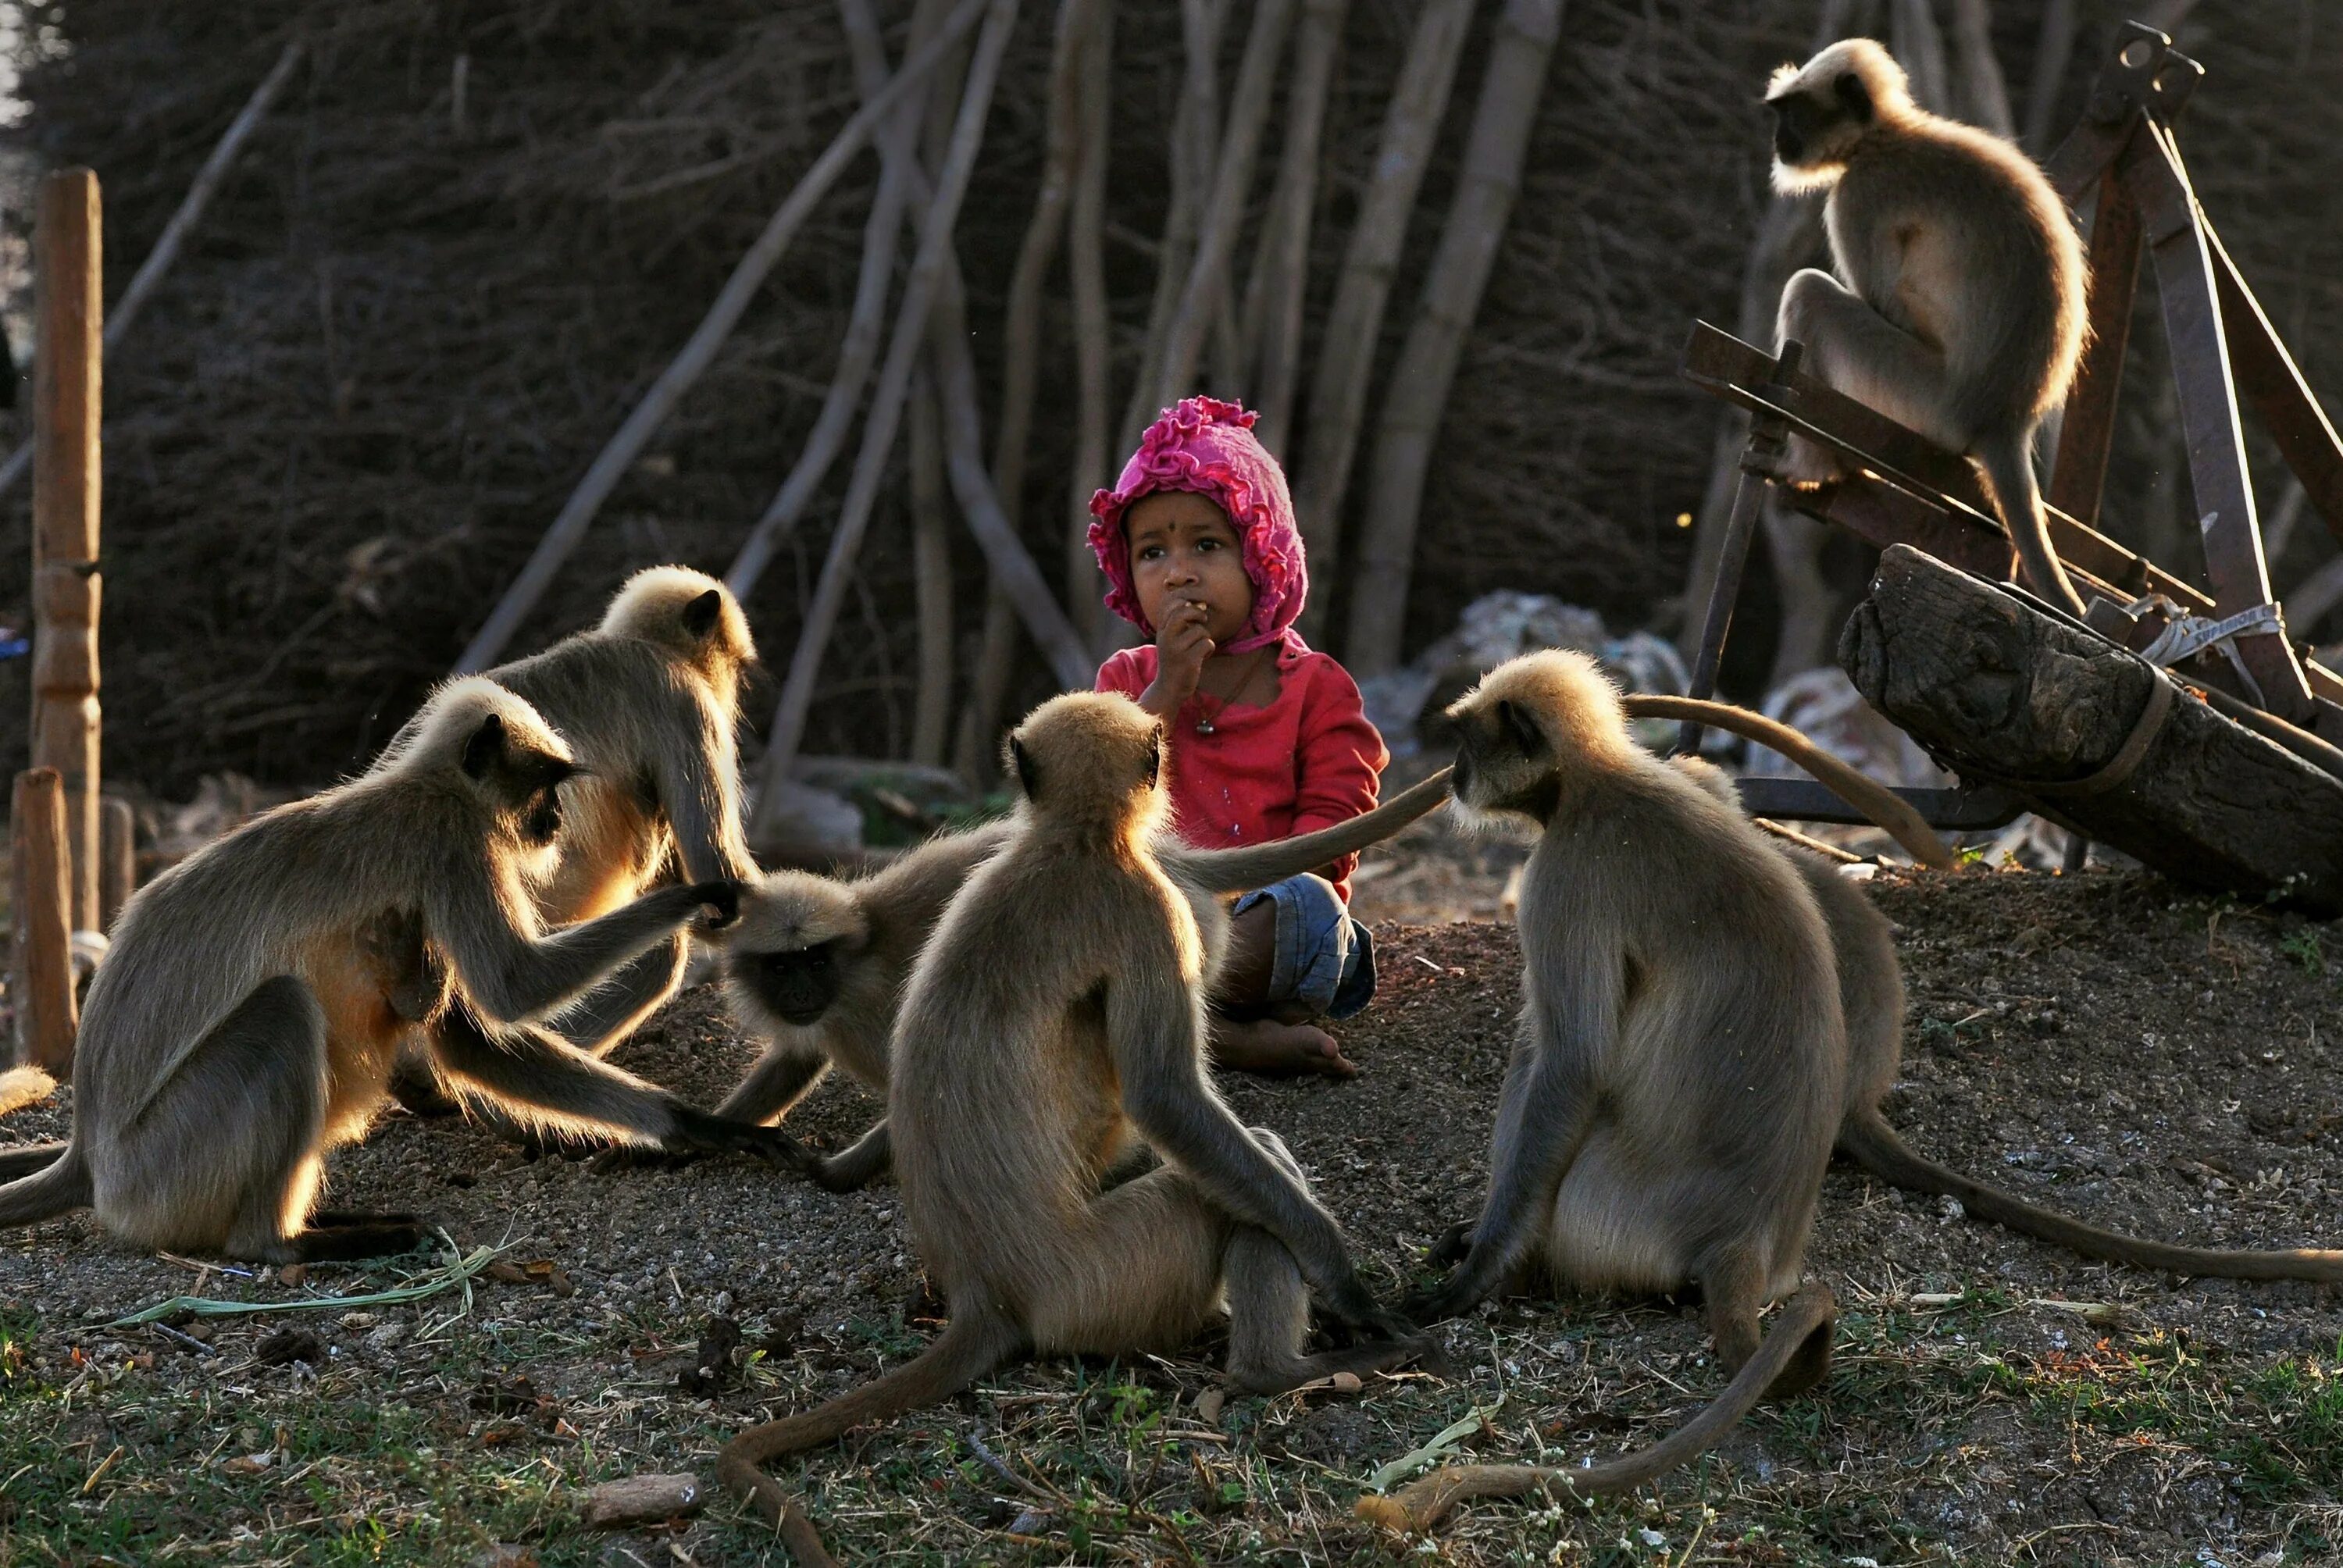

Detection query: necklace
xmin=1192 ymin=649 xmax=1272 ymax=736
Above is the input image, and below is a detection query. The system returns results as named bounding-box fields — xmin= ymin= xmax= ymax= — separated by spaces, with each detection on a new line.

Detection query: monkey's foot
xmin=588 ymin=1143 xmax=703 ymax=1176
xmin=281 ymin=1221 xmax=431 ymax=1263
xmin=310 ymin=1207 xmax=423 ymax=1227
xmin=1425 ymin=1220 xmax=1475 ymax=1270
xmin=1207 ymin=1017 xmax=1358 ymax=1080
xmin=387 ymin=1064 xmax=462 ymax=1119
xmin=666 ymin=1107 xmax=816 ymax=1174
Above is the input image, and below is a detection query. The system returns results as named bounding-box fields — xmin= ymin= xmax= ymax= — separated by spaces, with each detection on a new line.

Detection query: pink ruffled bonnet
xmin=1086 ymin=396 xmax=1307 ymax=654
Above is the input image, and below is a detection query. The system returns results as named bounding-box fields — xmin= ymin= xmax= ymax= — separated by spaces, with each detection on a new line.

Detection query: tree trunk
xmin=1947 ymin=0 xmax=2014 ymax=137
xmin=2020 ymin=0 xmax=2079 ymax=151
xmin=1241 ymin=0 xmax=1347 ymax=459
xmin=756 ymin=0 xmax=1020 ymax=813
xmin=1845 ymin=544 xmax=2343 ymax=914
xmin=1118 ymin=0 xmax=1227 ymax=454
xmin=1889 ymin=0 xmax=1951 ymax=115
xmin=1343 ymin=0 xmax=1562 ymax=677
xmin=1289 ymin=0 xmax=1474 ymax=640
xmin=1144 ymin=0 xmax=1298 ymax=414
xmin=1063 ymin=0 xmax=1118 ymax=656
xmin=908 ymin=362 xmax=953 ymax=767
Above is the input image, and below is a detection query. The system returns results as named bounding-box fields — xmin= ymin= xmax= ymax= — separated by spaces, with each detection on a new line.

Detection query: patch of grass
xmin=2281 ymin=928 xmax=2326 ymax=976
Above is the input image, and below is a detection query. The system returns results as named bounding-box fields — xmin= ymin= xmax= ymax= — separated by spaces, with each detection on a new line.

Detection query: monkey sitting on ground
xmin=1673 ymin=755 xmax=2343 ymax=1284
xmin=714 ymin=767 xmax=1454 ymax=1191
xmin=1767 ymin=38 xmax=2090 ymax=617
xmin=388 ymin=567 xmax=760 ymax=1119
xmin=0 ymin=679 xmax=793 ymax=1264
xmin=719 ymin=693 xmax=1428 ymax=1552
xmin=1360 ymin=652 xmax=1839 ymax=1534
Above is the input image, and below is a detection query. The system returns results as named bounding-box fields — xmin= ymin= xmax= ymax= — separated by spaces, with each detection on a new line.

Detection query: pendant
xmin=1195 ymin=715 xmax=1216 ymax=736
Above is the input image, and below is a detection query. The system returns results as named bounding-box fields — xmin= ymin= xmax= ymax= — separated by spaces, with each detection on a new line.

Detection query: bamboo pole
xmin=0 ymin=43 xmax=303 ymax=501
xmin=1241 ymin=0 xmax=1348 ymax=458
xmin=726 ymin=0 xmax=957 ymax=599
xmin=754 ymin=0 xmax=1022 ymax=831
xmin=1143 ymin=0 xmax=1299 ymax=415
xmin=1118 ymin=0 xmax=1229 ymax=456
xmin=31 ymin=169 xmax=102 ymax=934
xmin=99 ymin=793 xmax=135 ymax=931
xmin=458 ymin=0 xmax=990 ymax=673
xmin=10 ymin=769 xmax=77 ymax=1071
xmin=1343 ymin=0 xmax=1562 ymax=675
xmin=908 ymin=362 xmax=953 ymax=767
xmin=1289 ymin=0 xmax=1474 ymax=640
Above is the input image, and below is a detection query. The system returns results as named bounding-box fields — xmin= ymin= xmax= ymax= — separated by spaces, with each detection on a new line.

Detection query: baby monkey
xmin=1366 ymin=652 xmax=1840 ymax=1533
xmin=1767 ymin=38 xmax=2090 ymax=616
xmin=716 ymin=767 xmax=1453 ymax=1190
xmin=721 ymin=693 xmax=1425 ymax=1549
xmin=0 ymin=679 xmax=784 ymax=1264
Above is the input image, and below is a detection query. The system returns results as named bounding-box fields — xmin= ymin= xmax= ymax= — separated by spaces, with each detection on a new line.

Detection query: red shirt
xmin=1096 ymin=642 xmax=1387 ymax=903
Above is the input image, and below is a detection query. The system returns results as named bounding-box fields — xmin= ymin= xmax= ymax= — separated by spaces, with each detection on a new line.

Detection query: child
xmin=1088 ymin=396 xmax=1385 ymax=1078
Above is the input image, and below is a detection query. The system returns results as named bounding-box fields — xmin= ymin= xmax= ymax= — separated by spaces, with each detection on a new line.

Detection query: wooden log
xmin=32 ymin=168 xmax=102 ymax=935
xmin=1842 ymin=545 xmax=2343 ymax=914
xmin=10 ymin=768 xmax=77 ymax=1071
xmin=99 ymin=793 xmax=135 ymax=930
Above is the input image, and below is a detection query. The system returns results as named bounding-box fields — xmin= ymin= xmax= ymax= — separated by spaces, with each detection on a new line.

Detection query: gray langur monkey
xmin=719 ymin=693 xmax=1427 ymax=1552
xmin=0 ymin=679 xmax=793 ymax=1264
xmin=715 ymin=768 xmax=1454 ymax=1191
xmin=1674 ymin=755 xmax=2343 ymax=1284
xmin=389 ymin=567 xmax=760 ymax=1119
xmin=1767 ymin=37 xmax=2090 ymax=617
xmin=1364 ymin=652 xmax=1838 ymax=1534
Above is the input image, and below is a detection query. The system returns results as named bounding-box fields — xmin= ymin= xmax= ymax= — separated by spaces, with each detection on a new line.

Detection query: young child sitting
xmin=1088 ymin=396 xmax=1386 ymax=1079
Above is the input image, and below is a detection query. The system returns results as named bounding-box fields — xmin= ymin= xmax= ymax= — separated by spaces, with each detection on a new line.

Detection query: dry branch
xmin=1241 ymin=0 xmax=1347 ymax=457
xmin=1890 ymin=0 xmax=1951 ymax=114
xmin=1949 ymin=0 xmax=2014 ymax=138
xmin=9 ymin=768 xmax=77 ymax=1071
xmin=1118 ymin=0 xmax=1228 ymax=455
xmin=756 ymin=0 xmax=1021 ymax=806
xmin=1344 ymin=0 xmax=1563 ymax=675
xmin=2021 ymin=0 xmax=2081 ymax=151
xmin=1290 ymin=0 xmax=1474 ymax=639
xmin=0 ymin=42 xmax=303 ymax=501
xmin=908 ymin=362 xmax=953 ymax=767
xmin=1143 ymin=0 xmax=1298 ymax=414
xmin=457 ymin=0 xmax=990 ymax=673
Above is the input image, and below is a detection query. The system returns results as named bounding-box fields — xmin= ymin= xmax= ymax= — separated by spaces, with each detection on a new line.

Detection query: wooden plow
xmin=1677 ymin=20 xmax=2343 ymax=914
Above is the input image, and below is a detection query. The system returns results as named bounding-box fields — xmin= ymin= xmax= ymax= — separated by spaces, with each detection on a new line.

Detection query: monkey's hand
xmin=665 ymin=1105 xmax=815 ymax=1173
xmin=683 ymin=879 xmax=746 ymax=931
xmin=1321 ymin=1277 xmax=1419 ymax=1348
xmin=1397 ymin=1274 xmax=1484 ymax=1329
xmin=1425 ymin=1219 xmax=1476 ymax=1269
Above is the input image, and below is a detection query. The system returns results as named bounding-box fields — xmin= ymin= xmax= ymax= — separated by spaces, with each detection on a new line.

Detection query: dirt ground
xmin=4 ymin=862 xmax=2342 ymax=1566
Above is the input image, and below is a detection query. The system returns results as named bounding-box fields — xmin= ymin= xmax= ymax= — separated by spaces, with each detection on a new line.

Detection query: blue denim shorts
xmin=1229 ymin=872 xmax=1377 ymax=1021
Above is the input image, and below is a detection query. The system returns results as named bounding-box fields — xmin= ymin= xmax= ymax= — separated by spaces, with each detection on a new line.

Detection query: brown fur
xmin=0 ymin=679 xmax=779 ymax=1263
xmin=1676 ymin=756 xmax=2343 ymax=1283
xmin=715 ymin=768 xmax=1453 ymax=1190
xmin=1767 ymin=37 xmax=2089 ymax=615
xmin=1389 ymin=652 xmax=1839 ymax=1528
xmin=718 ymin=693 xmax=1425 ymax=1542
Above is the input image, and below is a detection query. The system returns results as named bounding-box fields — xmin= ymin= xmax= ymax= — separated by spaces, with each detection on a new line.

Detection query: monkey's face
xmin=1767 ymin=66 xmax=1874 ymax=184
xmin=738 ymin=941 xmax=845 ymax=1027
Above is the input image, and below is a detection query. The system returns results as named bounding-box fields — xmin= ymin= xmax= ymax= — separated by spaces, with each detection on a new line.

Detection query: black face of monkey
xmin=744 ymin=942 xmax=843 ymax=1026
xmin=1770 ymin=69 xmax=1873 ymax=168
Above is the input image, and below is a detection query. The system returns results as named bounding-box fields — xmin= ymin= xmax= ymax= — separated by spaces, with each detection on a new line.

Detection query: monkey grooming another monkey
xmin=0 ymin=679 xmax=788 ymax=1264
xmin=716 ymin=766 xmax=1454 ymax=1191
xmin=1370 ymin=652 xmax=1840 ymax=1534
xmin=1767 ymin=37 xmax=2089 ymax=617
xmin=1672 ymin=755 xmax=2343 ymax=1284
xmin=388 ymin=568 xmax=761 ymax=1123
xmin=720 ymin=693 xmax=1425 ymax=1545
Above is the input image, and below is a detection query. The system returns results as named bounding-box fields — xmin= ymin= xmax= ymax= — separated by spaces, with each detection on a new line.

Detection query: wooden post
xmin=99 ymin=794 xmax=136 ymax=929
xmin=10 ymin=769 xmax=77 ymax=1070
xmin=31 ymin=168 xmax=102 ymax=935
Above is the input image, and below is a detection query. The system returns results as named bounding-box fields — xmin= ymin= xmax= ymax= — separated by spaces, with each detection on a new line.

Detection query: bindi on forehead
xmin=1125 ymin=491 xmax=1236 ymax=543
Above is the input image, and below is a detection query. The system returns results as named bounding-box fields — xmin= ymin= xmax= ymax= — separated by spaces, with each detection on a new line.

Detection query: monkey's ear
xmin=1496 ymin=698 xmax=1544 ymax=758
xmin=462 ymin=713 xmax=506 ymax=780
xmin=1833 ymin=70 xmax=1872 ymax=122
xmin=1009 ymin=735 xmax=1040 ymax=801
xmin=683 ymin=588 xmax=724 ymax=640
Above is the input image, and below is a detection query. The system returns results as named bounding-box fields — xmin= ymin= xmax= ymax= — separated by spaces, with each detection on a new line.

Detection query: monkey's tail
xmin=1974 ymin=431 xmax=2088 ymax=619
xmin=1176 ymin=767 xmax=1454 ymax=893
xmin=1839 ymin=1109 xmax=2343 ymax=1281
xmin=0 ymin=1066 xmax=57 ymax=1118
xmin=1618 ymin=696 xmax=1954 ymax=869
xmin=0 ymin=1141 xmax=90 ymax=1226
xmin=717 ymin=1312 xmax=1022 ymax=1563
xmin=1356 ymin=1283 xmax=1835 ymax=1535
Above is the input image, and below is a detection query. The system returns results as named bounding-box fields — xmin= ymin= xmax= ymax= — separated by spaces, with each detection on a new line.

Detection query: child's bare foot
xmin=1209 ymin=1015 xmax=1358 ymax=1078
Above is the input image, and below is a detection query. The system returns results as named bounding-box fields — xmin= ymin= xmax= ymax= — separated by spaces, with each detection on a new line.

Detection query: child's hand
xmin=1140 ymin=599 xmax=1214 ymax=721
